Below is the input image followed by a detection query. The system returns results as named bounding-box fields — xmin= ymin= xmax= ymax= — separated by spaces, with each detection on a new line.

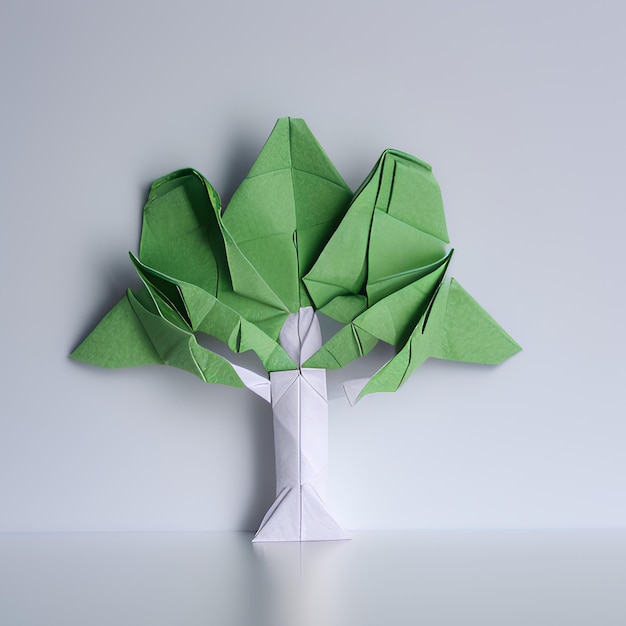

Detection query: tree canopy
xmin=72 ymin=118 xmax=520 ymax=403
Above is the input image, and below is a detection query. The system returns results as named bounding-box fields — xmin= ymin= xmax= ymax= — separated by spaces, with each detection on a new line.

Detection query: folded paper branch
xmin=71 ymin=118 xmax=521 ymax=541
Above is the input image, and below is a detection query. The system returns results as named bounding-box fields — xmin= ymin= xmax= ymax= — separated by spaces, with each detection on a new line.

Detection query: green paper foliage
xmin=355 ymin=279 xmax=521 ymax=401
xmin=303 ymin=149 xmax=450 ymax=317
xmin=71 ymin=118 xmax=520 ymax=398
xmin=71 ymin=291 xmax=162 ymax=368
xmin=222 ymin=118 xmax=353 ymax=311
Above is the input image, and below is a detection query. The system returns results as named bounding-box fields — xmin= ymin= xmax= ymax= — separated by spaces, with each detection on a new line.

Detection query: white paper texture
xmin=253 ymin=308 xmax=349 ymax=542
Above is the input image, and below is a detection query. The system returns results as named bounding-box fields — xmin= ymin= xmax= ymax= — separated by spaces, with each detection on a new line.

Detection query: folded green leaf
xmin=70 ymin=290 xmax=161 ymax=368
xmin=304 ymin=252 xmax=452 ymax=369
xmin=139 ymin=168 xmax=225 ymax=295
xmin=355 ymin=278 xmax=522 ymax=401
xmin=127 ymin=290 xmax=247 ymax=388
xmin=304 ymin=149 xmax=450 ymax=317
xmin=223 ymin=118 xmax=353 ymax=313
xmin=130 ymin=254 xmax=296 ymax=372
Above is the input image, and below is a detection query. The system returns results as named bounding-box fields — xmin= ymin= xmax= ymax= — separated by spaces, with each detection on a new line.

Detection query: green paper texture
xmin=71 ymin=118 xmax=521 ymax=399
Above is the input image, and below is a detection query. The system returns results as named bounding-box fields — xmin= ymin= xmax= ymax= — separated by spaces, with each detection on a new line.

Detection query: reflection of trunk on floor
xmin=253 ymin=537 xmax=348 ymax=626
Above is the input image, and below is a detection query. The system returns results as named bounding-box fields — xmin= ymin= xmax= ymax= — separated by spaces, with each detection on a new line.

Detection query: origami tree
xmin=71 ymin=118 xmax=520 ymax=542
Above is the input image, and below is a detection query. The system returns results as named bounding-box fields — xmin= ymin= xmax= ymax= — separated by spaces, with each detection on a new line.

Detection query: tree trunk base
xmin=252 ymin=484 xmax=350 ymax=542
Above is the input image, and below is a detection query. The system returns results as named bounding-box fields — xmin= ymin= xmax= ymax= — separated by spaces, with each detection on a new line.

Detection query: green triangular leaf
xmin=71 ymin=291 xmax=161 ymax=368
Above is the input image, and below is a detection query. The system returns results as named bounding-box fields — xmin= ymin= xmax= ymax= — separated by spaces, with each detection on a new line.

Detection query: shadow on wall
xmin=220 ymin=127 xmax=268 ymax=209
xmin=239 ymin=390 xmax=276 ymax=532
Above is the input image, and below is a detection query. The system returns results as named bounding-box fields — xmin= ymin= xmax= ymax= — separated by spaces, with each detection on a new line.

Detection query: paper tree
xmin=72 ymin=118 xmax=520 ymax=542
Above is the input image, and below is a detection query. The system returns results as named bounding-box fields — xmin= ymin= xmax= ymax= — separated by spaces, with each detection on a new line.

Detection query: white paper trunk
xmin=252 ymin=308 xmax=350 ymax=542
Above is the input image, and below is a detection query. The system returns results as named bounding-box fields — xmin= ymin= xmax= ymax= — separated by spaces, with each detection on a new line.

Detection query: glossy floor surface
xmin=2 ymin=530 xmax=625 ymax=625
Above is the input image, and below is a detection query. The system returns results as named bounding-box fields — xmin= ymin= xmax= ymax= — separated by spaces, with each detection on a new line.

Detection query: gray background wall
xmin=1 ymin=0 xmax=624 ymax=533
